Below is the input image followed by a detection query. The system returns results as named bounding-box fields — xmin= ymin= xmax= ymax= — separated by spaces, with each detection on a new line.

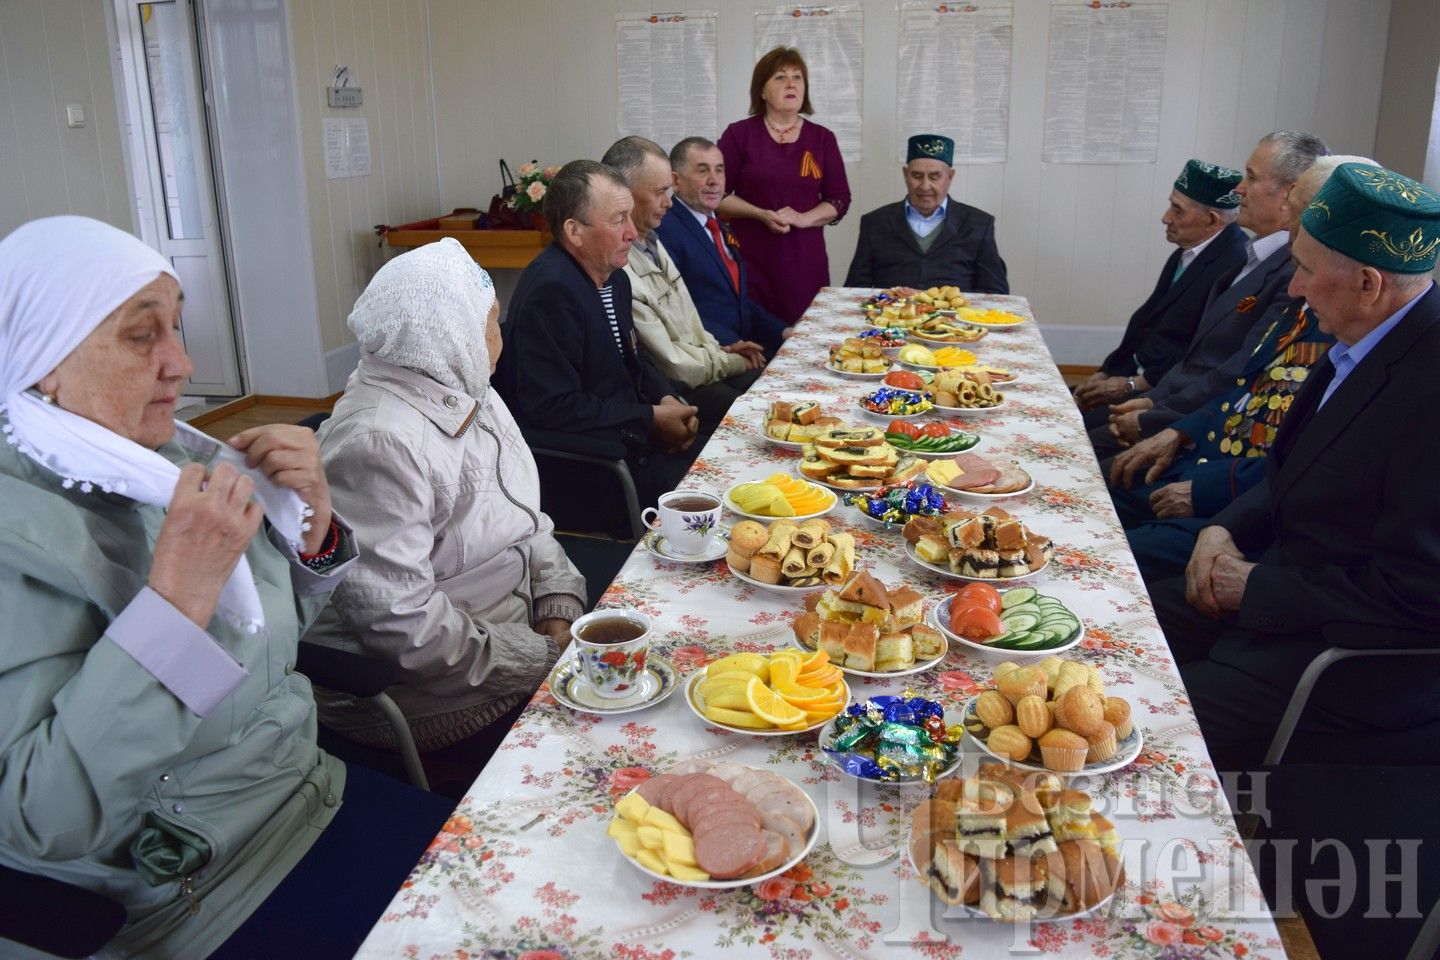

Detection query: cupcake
xmin=1085 ymin=720 xmax=1117 ymax=763
xmin=975 ymin=690 xmax=1014 ymax=729
xmin=1103 ymin=696 xmax=1133 ymax=740
xmin=1052 ymin=661 xmax=1089 ymax=700
xmin=997 ymin=666 xmax=1047 ymax=706
xmin=1056 ymin=686 xmax=1105 ymax=737
xmin=1015 ymin=694 xmax=1053 ymax=739
xmin=987 ymin=725 xmax=1033 ymax=762
xmin=1038 ymin=729 xmax=1088 ymax=773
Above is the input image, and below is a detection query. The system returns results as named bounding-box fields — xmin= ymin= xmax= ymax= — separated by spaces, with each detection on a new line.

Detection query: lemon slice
xmin=769 ymin=657 xmax=798 ymax=688
xmin=745 ymin=676 xmax=807 ymax=726
xmin=773 ymin=682 xmax=832 ymax=703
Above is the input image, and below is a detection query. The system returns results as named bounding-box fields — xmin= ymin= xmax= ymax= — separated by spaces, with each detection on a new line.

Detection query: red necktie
xmin=706 ymin=217 xmax=740 ymax=293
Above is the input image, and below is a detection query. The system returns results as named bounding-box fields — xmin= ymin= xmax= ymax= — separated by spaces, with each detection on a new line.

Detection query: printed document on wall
xmin=617 ymin=13 xmax=718 ymax=147
xmin=1043 ymin=2 xmax=1167 ymax=164
xmin=897 ymin=2 xmax=1012 ymax=164
xmin=323 ymin=117 xmax=371 ymax=179
xmin=755 ymin=5 xmax=865 ymax=165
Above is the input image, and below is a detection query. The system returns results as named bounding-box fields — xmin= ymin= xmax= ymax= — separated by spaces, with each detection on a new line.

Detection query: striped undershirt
xmin=598 ymin=283 xmax=625 ymax=356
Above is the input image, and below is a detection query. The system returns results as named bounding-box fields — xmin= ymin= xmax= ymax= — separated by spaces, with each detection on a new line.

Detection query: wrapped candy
xmin=861 ymin=386 xmax=934 ymax=416
xmin=823 ymin=693 xmax=960 ymax=782
xmin=844 ymin=481 xmax=948 ymax=526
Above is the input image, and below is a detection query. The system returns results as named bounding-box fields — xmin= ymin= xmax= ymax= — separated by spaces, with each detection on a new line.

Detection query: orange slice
xmin=745 ymin=676 xmax=807 ymax=726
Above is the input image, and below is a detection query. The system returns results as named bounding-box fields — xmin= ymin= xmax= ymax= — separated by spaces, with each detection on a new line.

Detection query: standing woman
xmin=717 ymin=46 xmax=851 ymax=326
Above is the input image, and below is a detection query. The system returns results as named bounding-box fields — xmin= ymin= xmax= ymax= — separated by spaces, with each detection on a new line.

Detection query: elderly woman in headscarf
xmin=0 ymin=216 xmax=456 ymax=958
xmin=308 ymin=238 xmax=584 ymax=782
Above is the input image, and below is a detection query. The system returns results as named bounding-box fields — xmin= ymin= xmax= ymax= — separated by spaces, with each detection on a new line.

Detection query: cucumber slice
xmin=1000 ymin=612 xmax=1040 ymax=633
xmin=1002 ymin=602 xmax=1042 ymax=620
xmin=1000 ymin=587 xmax=1037 ymax=609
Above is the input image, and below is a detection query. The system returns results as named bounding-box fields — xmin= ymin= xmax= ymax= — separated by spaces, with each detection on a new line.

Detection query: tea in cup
xmin=571 ymin=608 xmax=652 ymax=699
xmin=641 ymin=489 xmax=722 ymax=556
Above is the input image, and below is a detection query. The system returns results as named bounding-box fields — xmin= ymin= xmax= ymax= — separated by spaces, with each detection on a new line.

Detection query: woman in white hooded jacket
xmin=307 ymin=238 xmax=584 ymax=776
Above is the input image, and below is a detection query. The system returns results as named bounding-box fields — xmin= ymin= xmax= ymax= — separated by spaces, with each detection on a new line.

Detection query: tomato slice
xmin=955 ymin=582 xmax=1003 ymax=614
xmin=884 ymin=370 xmax=926 ymax=391
xmin=920 ymin=421 xmax=950 ymax=439
xmin=949 ymin=602 xmax=1005 ymax=640
xmin=887 ymin=419 xmax=920 ymax=438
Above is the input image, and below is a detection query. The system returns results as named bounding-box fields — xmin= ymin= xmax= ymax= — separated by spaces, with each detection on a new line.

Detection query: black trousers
xmin=680 ymin=366 xmax=764 ymax=436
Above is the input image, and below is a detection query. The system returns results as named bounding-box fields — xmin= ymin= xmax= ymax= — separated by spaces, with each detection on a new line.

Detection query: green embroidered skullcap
xmin=1301 ymin=163 xmax=1440 ymax=273
xmin=1173 ymin=159 xmax=1242 ymax=209
xmin=907 ymin=134 xmax=954 ymax=167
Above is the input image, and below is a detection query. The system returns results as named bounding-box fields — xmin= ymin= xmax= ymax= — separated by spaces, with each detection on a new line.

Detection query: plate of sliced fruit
xmin=685 ymin=649 xmax=850 ymax=735
xmin=724 ymin=473 xmax=837 ymax=521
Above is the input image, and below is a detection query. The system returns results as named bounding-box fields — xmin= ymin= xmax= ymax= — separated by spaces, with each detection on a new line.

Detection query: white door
xmin=113 ymin=0 xmax=242 ymax=395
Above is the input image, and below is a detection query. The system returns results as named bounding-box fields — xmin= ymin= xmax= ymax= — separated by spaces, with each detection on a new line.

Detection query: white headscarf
xmin=0 ymin=216 xmax=308 ymax=633
xmin=347 ymin=237 xmax=497 ymax=398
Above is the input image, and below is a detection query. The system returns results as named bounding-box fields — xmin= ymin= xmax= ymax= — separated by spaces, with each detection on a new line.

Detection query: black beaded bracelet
xmin=298 ymin=521 xmax=340 ymax=571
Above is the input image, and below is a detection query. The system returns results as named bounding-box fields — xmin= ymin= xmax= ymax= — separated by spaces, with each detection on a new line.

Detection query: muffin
xmin=1052 ymin=661 xmax=1089 ymax=700
xmin=997 ymin=666 xmax=1047 ymax=706
xmin=728 ymin=520 xmax=769 ymax=558
xmin=1056 ymin=686 xmax=1105 ymax=737
xmin=1084 ymin=720 xmax=1117 ymax=763
xmin=993 ymin=661 xmax=1021 ymax=682
xmin=1015 ymin=694 xmax=1053 ymax=739
xmin=1103 ymin=696 xmax=1133 ymax=740
xmin=1038 ymin=729 xmax=1088 ymax=773
xmin=975 ymin=690 xmax=1014 ymax=729
xmin=1037 ymin=656 xmax=1064 ymax=693
xmin=987 ymin=724 xmax=1033 ymax=762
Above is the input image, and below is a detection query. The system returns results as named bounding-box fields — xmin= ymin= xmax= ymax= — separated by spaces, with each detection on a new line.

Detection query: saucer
xmin=547 ymin=653 xmax=679 ymax=715
xmin=644 ymin=529 xmax=728 ymax=563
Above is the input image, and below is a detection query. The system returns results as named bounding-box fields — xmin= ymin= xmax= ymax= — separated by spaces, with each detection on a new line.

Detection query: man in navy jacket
xmin=655 ymin=137 xmax=789 ymax=357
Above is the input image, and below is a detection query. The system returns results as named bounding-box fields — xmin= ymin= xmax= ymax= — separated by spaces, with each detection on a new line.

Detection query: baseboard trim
xmin=325 ymin=342 xmax=361 ymax=394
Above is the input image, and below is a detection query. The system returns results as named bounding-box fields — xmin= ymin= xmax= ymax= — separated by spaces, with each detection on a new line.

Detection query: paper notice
xmin=616 ymin=13 xmax=719 ymax=145
xmin=897 ymin=2 xmax=1012 ymax=164
xmin=755 ymin=5 xmax=865 ymax=165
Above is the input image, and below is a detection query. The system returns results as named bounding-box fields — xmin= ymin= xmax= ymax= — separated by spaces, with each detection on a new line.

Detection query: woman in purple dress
xmin=717 ymin=47 xmax=851 ymax=326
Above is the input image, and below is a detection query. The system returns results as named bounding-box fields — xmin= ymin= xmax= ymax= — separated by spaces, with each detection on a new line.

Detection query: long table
xmin=356 ymin=288 xmax=1285 ymax=959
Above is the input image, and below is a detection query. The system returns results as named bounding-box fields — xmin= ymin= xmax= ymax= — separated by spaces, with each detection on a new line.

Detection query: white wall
xmin=427 ymin=0 xmax=1394 ymax=364
xmin=1374 ymin=0 xmax=1440 ymax=185
xmin=0 ymin=0 xmax=134 ymax=236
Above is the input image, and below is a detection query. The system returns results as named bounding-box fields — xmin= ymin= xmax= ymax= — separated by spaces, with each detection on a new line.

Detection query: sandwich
xmin=886 ymin=455 xmax=926 ymax=485
xmin=814 ymin=426 xmax=886 ymax=449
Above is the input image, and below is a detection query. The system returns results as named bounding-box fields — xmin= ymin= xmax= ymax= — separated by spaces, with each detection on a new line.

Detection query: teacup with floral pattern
xmin=571 ymin=608 xmax=653 ymax=699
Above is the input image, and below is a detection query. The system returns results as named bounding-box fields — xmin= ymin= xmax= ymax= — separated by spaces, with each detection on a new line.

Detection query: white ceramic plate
xmin=790 ymin=626 xmax=948 ymax=679
xmin=960 ymin=695 xmax=1143 ymax=775
xmin=931 ymin=398 xmax=1006 ymax=416
xmin=903 ymin=540 xmax=1051 ymax=584
xmin=817 ymin=705 xmax=964 ymax=783
xmin=614 ymin=772 xmax=820 ymax=889
xmin=825 ymin=361 xmax=891 ymax=380
xmin=722 ymin=480 xmax=836 ymax=522
xmin=928 ymin=595 xmax=1084 ymax=659
xmin=727 ymin=560 xmax=832 ymax=595
xmin=684 ymin=670 xmax=850 ymax=737
xmin=858 ymin=402 xmax=934 ymax=422
xmin=548 ymin=654 xmax=680 ymax=715
xmin=905 ymin=844 xmax=1118 ymax=922
xmin=884 ymin=435 xmax=982 ymax=460
xmin=643 ymin=529 xmax=728 ymax=564
xmin=756 ymin=421 xmax=805 ymax=450
xmin=956 ymin=314 xmax=1027 ymax=329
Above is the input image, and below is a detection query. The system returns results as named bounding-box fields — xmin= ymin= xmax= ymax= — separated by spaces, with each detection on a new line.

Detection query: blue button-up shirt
xmin=905 ymin=198 xmax=948 ymax=239
xmin=1319 ymin=282 xmax=1434 ymax=408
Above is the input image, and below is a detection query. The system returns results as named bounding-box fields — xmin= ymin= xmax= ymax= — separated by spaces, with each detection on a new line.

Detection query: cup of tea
xmin=571 ymin=608 xmax=653 ymax=699
xmin=641 ymin=489 xmax=722 ymax=556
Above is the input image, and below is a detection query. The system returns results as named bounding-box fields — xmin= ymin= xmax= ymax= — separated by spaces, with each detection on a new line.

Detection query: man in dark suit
xmin=494 ymin=159 xmax=700 ymax=508
xmin=655 ymin=137 xmax=789 ymax=357
xmin=1073 ymin=159 xmax=1248 ymax=411
xmin=1090 ymin=131 xmax=1329 ymax=458
xmin=843 ymin=134 xmax=1008 ymax=294
xmin=1150 ymin=163 xmax=1440 ymax=772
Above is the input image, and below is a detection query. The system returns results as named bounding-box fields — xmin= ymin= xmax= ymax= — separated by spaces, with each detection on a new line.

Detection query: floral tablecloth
xmin=357 ymin=289 xmax=1284 ymax=960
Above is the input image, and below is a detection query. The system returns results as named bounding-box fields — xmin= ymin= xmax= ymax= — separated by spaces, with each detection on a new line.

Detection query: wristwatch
xmin=1124 ymin=377 xmax=1137 ymax=397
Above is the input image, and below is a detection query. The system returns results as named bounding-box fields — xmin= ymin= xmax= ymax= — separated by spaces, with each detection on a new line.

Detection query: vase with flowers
xmin=507 ymin=162 xmax=560 ymax=234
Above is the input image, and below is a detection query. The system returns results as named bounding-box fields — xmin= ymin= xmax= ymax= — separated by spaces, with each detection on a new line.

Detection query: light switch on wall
xmin=65 ymin=104 xmax=85 ymax=128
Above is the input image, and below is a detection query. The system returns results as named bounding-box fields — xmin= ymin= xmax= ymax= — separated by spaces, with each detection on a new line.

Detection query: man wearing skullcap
xmin=844 ymin=134 xmax=1008 ymax=293
xmin=1149 ymin=163 xmax=1440 ymax=771
xmin=1074 ymin=159 xmax=1247 ymax=411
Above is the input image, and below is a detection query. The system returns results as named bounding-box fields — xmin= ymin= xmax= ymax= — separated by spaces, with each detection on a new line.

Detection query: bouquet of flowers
xmin=507 ymin=162 xmax=560 ymax=214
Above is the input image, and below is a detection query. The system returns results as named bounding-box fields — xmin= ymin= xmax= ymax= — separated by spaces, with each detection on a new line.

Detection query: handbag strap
xmin=499 ymin=159 xmax=516 ymax=189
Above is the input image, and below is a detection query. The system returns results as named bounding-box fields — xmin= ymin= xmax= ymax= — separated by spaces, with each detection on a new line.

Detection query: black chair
xmin=0 ymin=864 xmax=126 ymax=958
xmin=522 ymin=426 xmax=646 ymax=541
xmin=555 ymin=533 xmax=639 ymax=610
xmin=294 ymin=640 xmax=430 ymax=791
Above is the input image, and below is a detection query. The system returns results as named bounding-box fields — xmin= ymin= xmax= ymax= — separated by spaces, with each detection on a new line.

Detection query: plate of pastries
xmin=962 ymin=657 xmax=1140 ymax=774
xmin=797 ymin=426 xmax=927 ymax=491
xmin=928 ymin=369 xmax=1006 ymax=412
xmin=760 ymin=399 xmax=845 ymax=450
xmin=902 ymin=508 xmax=1055 ymax=582
xmin=826 ymin=337 xmax=893 ymax=378
xmin=908 ymin=764 xmax=1124 ymax=920
xmin=790 ymin=571 xmax=946 ymax=677
xmin=609 ymin=757 xmax=819 ymax=887
xmin=726 ymin=518 xmax=856 ymax=593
